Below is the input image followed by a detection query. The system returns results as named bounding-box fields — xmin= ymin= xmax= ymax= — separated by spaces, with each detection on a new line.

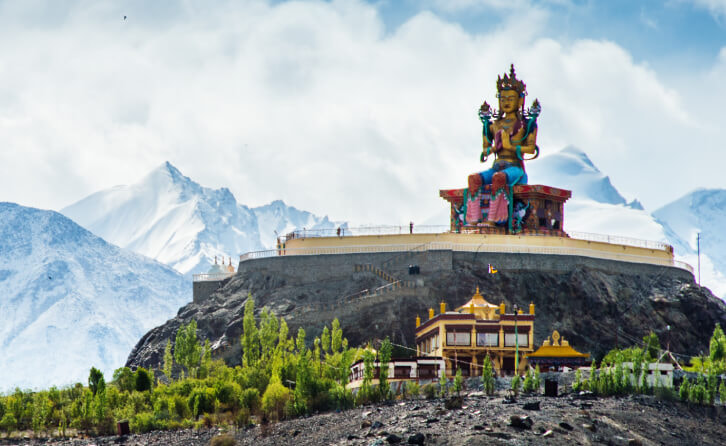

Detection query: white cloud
xmin=0 ymin=0 xmax=722 ymax=227
xmin=686 ymin=0 xmax=726 ymax=20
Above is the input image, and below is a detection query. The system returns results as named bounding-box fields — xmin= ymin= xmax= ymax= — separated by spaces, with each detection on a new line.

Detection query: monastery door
xmin=501 ymin=357 xmax=515 ymax=375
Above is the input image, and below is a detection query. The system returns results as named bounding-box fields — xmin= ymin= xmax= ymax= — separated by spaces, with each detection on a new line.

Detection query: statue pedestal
xmin=439 ymin=184 xmax=572 ymax=236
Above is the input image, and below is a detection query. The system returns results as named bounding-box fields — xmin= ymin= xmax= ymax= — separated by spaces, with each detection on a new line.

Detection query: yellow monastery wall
xmin=284 ymin=232 xmax=673 ymax=262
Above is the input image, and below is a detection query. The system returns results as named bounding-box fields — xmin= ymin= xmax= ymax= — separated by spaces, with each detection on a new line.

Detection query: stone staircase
xmin=354 ymin=263 xmax=418 ymax=290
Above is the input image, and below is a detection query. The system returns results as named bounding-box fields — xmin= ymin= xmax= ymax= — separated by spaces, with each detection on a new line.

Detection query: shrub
xmin=329 ymin=384 xmax=354 ymax=410
xmin=481 ymin=355 xmax=495 ymax=395
xmin=654 ymin=385 xmax=678 ymax=402
xmin=171 ymin=394 xmax=191 ymax=419
xmin=238 ymin=367 xmax=270 ymax=396
xmin=188 ymin=387 xmax=216 ymax=418
xmin=439 ymin=371 xmax=448 ymax=397
xmin=572 ymin=369 xmax=583 ymax=392
xmin=522 ymin=367 xmax=536 ymax=394
xmin=453 ymin=369 xmax=463 ymax=396
xmin=130 ymin=411 xmax=156 ymax=433
xmin=689 ymin=374 xmax=707 ymax=405
xmin=214 ymin=381 xmax=240 ymax=407
xmin=707 ymin=373 xmax=718 ymax=405
xmin=354 ymin=384 xmax=374 ymax=406
xmin=135 ymin=368 xmax=153 ymax=392
xmin=679 ymin=377 xmax=690 ymax=402
xmin=407 ymin=381 xmax=420 ymax=398
xmin=422 ymin=383 xmax=437 ymax=400
xmin=511 ymin=376 xmax=521 ymax=395
xmin=113 ymin=367 xmax=135 ymax=393
xmin=588 ymin=362 xmax=598 ymax=394
xmin=169 ymin=380 xmax=194 ymax=398
xmin=0 ymin=413 xmax=17 ymax=437
xmin=152 ymin=396 xmax=172 ymax=421
xmin=210 ymin=434 xmax=236 ymax=446
xmin=261 ymin=380 xmax=292 ymax=421
xmin=240 ymin=388 xmax=261 ymax=413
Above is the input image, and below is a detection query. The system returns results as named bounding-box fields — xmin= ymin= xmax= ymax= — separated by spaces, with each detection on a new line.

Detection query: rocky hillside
xmin=126 ymin=250 xmax=726 ymax=371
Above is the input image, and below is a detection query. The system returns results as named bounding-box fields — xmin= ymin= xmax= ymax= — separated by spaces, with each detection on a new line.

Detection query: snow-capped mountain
xmin=526 ymin=146 xmax=667 ymax=241
xmin=0 ymin=202 xmax=190 ymax=390
xmin=527 ymin=147 xmax=725 ymax=297
xmin=528 ymin=145 xmax=642 ymax=208
xmin=62 ymin=162 xmax=342 ymax=275
xmin=653 ymin=189 xmax=726 ymax=296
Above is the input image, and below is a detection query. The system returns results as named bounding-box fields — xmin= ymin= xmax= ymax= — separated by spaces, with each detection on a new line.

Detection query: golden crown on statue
xmin=496 ymin=64 xmax=527 ymax=96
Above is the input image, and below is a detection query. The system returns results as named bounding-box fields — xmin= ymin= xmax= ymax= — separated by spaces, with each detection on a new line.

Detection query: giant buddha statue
xmin=440 ymin=65 xmax=571 ymax=234
xmin=464 ymin=65 xmax=541 ymax=225
xmin=469 ymin=64 xmax=540 ymax=192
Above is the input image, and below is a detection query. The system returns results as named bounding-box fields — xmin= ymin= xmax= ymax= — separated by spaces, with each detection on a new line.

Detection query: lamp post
xmin=513 ymin=303 xmax=519 ymax=375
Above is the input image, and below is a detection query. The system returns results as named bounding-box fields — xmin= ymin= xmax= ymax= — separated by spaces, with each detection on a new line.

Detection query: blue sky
xmin=1 ymin=0 xmax=725 ymax=226
xmin=372 ymin=0 xmax=724 ymax=70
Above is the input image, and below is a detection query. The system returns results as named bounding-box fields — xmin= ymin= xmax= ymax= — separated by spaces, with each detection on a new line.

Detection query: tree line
xmin=0 ymin=298 xmax=362 ymax=438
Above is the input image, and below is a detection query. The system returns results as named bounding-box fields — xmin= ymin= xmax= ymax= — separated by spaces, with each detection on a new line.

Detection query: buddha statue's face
xmin=498 ymin=89 xmax=521 ymax=115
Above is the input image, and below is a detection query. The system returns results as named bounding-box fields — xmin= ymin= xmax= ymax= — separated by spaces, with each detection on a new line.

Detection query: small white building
xmin=347 ymin=357 xmax=446 ymax=391
xmin=622 ymin=362 xmax=674 ymax=387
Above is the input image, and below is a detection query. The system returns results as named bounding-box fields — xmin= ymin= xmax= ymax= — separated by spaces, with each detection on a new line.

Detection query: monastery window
xmin=477 ymin=332 xmax=499 ymax=347
xmin=504 ymin=333 xmax=529 ymax=347
xmin=446 ymin=331 xmax=471 ymax=346
xmin=418 ymin=365 xmax=437 ymax=378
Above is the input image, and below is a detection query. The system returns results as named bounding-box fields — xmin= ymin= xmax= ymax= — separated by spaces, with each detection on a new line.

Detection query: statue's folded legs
xmin=468 ymin=163 xmax=527 ymax=192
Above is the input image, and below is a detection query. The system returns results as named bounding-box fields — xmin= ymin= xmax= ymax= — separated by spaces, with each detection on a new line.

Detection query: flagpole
xmin=513 ymin=304 xmax=519 ymax=376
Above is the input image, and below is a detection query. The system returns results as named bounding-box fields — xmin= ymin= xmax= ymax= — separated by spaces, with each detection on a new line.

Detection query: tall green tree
xmin=112 ymin=367 xmax=135 ymax=392
xmin=359 ymin=349 xmax=375 ymax=403
xmin=175 ymin=320 xmax=202 ymax=377
xmin=481 ymin=354 xmax=495 ymax=395
xmin=709 ymin=324 xmax=726 ymax=363
xmin=321 ymin=326 xmax=331 ymax=354
xmin=259 ymin=308 xmax=279 ymax=361
xmin=378 ymin=338 xmax=392 ymax=400
xmin=241 ymin=298 xmax=261 ymax=367
xmin=163 ymin=340 xmax=174 ymax=380
xmin=331 ymin=318 xmax=343 ymax=353
xmin=88 ymin=367 xmax=105 ymax=397
xmin=643 ymin=331 xmax=661 ymax=361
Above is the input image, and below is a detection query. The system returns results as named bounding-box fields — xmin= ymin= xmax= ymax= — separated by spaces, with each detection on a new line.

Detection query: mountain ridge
xmin=61 ymin=162 xmax=343 ymax=276
xmin=0 ymin=202 xmax=190 ymax=390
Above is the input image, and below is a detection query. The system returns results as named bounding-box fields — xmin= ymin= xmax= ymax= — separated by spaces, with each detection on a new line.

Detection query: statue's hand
xmin=501 ymin=131 xmax=512 ymax=149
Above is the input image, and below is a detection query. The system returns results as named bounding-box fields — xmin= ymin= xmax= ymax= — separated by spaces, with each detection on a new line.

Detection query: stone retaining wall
xmin=194 ymin=250 xmax=692 ymax=303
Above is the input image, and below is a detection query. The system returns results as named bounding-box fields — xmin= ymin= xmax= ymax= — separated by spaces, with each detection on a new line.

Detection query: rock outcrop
xmin=126 ymin=250 xmax=726 ymax=370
